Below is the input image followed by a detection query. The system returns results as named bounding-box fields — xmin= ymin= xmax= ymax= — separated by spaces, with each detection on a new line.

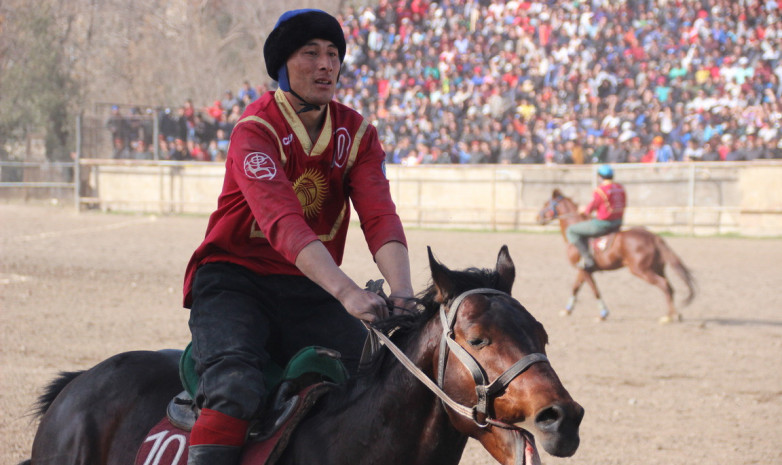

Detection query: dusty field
xmin=2 ymin=203 xmax=781 ymax=465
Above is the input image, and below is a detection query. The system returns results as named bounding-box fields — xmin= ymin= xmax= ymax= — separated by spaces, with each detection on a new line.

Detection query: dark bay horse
xmin=23 ymin=246 xmax=583 ymax=465
xmin=537 ymin=189 xmax=696 ymax=323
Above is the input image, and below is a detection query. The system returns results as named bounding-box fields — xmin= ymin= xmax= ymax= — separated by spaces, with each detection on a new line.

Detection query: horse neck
xmin=289 ymin=315 xmax=467 ymax=465
xmin=557 ymin=201 xmax=582 ymax=240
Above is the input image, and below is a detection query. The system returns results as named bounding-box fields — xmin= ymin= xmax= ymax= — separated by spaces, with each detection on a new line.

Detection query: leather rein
xmin=363 ymin=287 xmax=549 ymax=431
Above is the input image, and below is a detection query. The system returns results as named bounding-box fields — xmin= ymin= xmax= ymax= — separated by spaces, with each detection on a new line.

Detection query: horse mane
xmin=376 ymin=264 xmax=506 ymax=334
xmin=362 ymin=265 xmax=514 ymax=373
xmin=558 ymin=192 xmax=577 ymax=207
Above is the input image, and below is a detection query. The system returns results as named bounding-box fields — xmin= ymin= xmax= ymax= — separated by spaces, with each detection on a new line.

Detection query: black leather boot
xmin=187 ymin=444 xmax=242 ymax=465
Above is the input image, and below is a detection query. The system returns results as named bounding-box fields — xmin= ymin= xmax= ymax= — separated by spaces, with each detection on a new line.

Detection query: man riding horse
xmin=183 ymin=9 xmax=414 ymax=465
xmin=566 ymin=164 xmax=626 ymax=272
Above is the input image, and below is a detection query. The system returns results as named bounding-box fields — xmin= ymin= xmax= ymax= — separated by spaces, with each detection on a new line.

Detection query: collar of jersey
xmin=275 ymin=88 xmax=331 ymax=157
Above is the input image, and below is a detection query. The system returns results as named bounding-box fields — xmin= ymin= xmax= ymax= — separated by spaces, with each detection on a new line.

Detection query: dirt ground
xmin=2 ymin=202 xmax=781 ymax=465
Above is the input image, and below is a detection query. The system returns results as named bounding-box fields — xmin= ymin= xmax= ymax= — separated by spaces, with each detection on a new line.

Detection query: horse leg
xmin=630 ymin=268 xmax=679 ymax=323
xmin=582 ymin=272 xmax=609 ymax=321
xmin=561 ymin=273 xmax=586 ymax=316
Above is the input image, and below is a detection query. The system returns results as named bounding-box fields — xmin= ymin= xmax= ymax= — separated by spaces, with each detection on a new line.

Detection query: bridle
xmin=539 ymin=195 xmax=580 ymax=223
xmin=539 ymin=196 xmax=563 ymax=222
xmin=437 ymin=288 xmax=548 ymax=428
xmin=364 ymin=287 xmax=549 ymax=430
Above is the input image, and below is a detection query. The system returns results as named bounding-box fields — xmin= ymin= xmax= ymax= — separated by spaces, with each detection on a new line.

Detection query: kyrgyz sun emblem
xmin=293 ymin=169 xmax=328 ymax=218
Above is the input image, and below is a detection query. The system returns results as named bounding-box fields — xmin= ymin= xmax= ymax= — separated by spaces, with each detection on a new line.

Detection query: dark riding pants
xmin=188 ymin=262 xmax=367 ymax=423
xmin=565 ymin=219 xmax=622 ymax=264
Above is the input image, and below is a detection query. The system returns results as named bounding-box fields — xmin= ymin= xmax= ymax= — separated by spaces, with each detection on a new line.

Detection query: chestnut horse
xmin=537 ymin=189 xmax=696 ymax=323
xmin=22 ymin=246 xmax=583 ymax=465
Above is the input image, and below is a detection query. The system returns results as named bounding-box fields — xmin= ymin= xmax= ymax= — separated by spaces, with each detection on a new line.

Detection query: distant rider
xmin=566 ymin=164 xmax=626 ymax=271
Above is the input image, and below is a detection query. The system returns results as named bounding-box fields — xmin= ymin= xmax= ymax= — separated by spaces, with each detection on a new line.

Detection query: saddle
xmin=589 ymin=231 xmax=618 ymax=255
xmin=135 ymin=346 xmax=348 ymax=465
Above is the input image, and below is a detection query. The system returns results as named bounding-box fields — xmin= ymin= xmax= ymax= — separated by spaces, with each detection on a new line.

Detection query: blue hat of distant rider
xmin=263 ymin=9 xmax=346 ymax=91
xmin=597 ymin=164 xmax=614 ymax=178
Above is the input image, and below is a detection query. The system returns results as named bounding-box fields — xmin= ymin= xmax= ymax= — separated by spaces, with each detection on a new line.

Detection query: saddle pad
xmin=591 ymin=236 xmax=609 ymax=252
xmin=135 ymin=383 xmax=332 ymax=465
xmin=134 ymin=418 xmax=190 ymax=465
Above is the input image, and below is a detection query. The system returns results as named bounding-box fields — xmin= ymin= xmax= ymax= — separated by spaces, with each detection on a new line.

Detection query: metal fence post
xmin=75 ymin=114 xmax=82 ymax=211
xmin=153 ymin=111 xmax=160 ymax=161
xmin=688 ymin=163 xmax=695 ymax=235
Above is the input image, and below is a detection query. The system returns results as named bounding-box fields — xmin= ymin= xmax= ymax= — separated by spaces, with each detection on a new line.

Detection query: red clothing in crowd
xmin=207 ymin=101 xmax=224 ymax=123
xmin=584 ymin=182 xmax=626 ymax=221
xmin=184 ymin=89 xmax=406 ymax=307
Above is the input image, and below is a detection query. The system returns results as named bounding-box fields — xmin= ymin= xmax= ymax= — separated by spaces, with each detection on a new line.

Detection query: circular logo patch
xmin=244 ymin=152 xmax=276 ymax=180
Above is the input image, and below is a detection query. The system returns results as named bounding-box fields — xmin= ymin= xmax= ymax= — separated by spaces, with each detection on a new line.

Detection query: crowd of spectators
xmin=105 ymin=80 xmax=268 ymax=162
xmin=108 ymin=0 xmax=782 ymax=164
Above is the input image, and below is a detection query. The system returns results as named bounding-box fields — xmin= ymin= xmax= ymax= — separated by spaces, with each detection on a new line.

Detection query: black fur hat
xmin=263 ymin=9 xmax=346 ymax=82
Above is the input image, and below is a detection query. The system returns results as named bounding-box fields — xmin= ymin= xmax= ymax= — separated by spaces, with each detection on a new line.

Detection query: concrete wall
xmin=738 ymin=165 xmax=782 ymax=236
xmin=86 ymin=162 xmax=223 ymax=214
xmin=82 ymin=160 xmax=782 ymax=237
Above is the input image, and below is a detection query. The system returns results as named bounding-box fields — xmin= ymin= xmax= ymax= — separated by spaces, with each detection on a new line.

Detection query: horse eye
xmin=468 ymin=338 xmax=490 ymax=348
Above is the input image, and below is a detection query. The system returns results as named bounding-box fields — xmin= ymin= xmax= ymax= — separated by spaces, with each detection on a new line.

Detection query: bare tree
xmin=0 ymin=0 xmax=345 ymax=159
xmin=0 ymin=1 xmax=78 ymax=160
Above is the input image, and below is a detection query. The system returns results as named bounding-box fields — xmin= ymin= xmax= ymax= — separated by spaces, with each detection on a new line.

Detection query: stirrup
xmin=249 ymin=380 xmax=300 ymax=442
xmin=167 ymin=390 xmax=198 ymax=430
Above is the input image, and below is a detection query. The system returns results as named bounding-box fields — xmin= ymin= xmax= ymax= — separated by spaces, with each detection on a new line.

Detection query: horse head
xmin=426 ymin=245 xmax=583 ymax=464
xmin=537 ymin=189 xmax=564 ymax=224
xmin=537 ymin=189 xmax=581 ymax=225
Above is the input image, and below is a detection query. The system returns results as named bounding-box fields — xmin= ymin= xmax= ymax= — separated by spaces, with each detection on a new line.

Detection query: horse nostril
xmin=535 ymin=402 xmax=585 ymax=433
xmin=534 ymin=402 xmax=583 ymax=458
xmin=534 ymin=404 xmax=565 ymax=432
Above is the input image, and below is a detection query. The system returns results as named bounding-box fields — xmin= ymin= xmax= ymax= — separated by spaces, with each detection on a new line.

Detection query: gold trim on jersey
xmin=345 ymin=119 xmax=368 ymax=176
xmin=250 ymin=220 xmax=265 ymax=238
xmin=595 ymin=184 xmax=621 ymax=214
xmin=319 ymin=203 xmax=346 ymax=242
xmin=249 ymin=202 xmax=346 ymax=242
xmin=234 ymin=115 xmax=287 ymax=165
xmin=275 ymin=88 xmax=332 ymax=157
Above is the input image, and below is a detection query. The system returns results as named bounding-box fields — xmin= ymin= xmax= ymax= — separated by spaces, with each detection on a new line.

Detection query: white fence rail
xmin=3 ymin=114 xmax=779 ymax=236
xmin=0 ymin=160 xmax=81 ymax=209
xmin=3 ymin=158 xmax=779 ymax=237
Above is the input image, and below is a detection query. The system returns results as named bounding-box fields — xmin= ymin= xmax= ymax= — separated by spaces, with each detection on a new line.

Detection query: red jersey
xmin=183 ymin=90 xmax=406 ymax=307
xmin=585 ymin=182 xmax=626 ymax=221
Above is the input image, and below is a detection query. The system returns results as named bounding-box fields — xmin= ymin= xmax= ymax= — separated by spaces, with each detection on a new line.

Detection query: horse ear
xmin=495 ymin=245 xmax=515 ymax=294
xmin=428 ymin=246 xmax=454 ymax=303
